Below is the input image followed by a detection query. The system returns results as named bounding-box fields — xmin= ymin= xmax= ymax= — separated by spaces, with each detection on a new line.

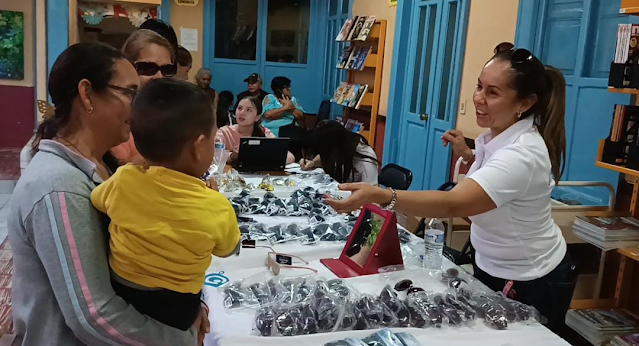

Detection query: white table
xmin=204 ymin=173 xmax=570 ymax=346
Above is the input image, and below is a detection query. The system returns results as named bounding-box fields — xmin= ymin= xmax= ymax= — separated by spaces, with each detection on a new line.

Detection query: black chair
xmin=314 ymin=100 xmax=331 ymax=128
xmin=378 ymin=163 xmax=413 ymax=190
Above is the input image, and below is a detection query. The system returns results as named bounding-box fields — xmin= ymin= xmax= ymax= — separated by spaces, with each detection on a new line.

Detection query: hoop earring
xmin=88 ymin=107 xmax=94 ymax=114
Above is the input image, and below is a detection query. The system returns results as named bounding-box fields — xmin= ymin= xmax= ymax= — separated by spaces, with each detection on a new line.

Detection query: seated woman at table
xmin=262 ymin=76 xmax=305 ymax=136
xmin=91 ymin=78 xmax=241 ymax=331
xmin=301 ymin=120 xmax=379 ymax=185
xmin=217 ymin=96 xmax=295 ymax=164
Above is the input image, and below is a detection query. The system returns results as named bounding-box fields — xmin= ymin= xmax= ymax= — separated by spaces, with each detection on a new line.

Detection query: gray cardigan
xmin=8 ymin=140 xmax=196 ymax=346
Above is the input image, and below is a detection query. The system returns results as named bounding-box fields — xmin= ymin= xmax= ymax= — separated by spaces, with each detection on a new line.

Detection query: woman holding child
xmin=8 ymin=42 xmax=210 ymax=345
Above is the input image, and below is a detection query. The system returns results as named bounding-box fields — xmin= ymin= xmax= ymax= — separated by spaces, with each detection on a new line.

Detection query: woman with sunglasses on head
xmin=262 ymin=76 xmax=305 ymax=136
xmin=111 ymin=29 xmax=177 ymax=165
xmin=8 ymin=42 xmax=200 ymax=345
xmin=326 ymin=43 xmax=576 ymax=334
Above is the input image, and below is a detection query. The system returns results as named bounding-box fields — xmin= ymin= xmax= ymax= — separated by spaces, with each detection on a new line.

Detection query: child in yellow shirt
xmin=91 ymin=78 xmax=241 ymax=331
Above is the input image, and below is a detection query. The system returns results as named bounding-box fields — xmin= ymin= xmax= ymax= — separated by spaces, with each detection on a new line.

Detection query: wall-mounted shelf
xmin=608 ymin=87 xmax=639 ymax=95
xmin=596 ymin=140 xmax=639 ymax=178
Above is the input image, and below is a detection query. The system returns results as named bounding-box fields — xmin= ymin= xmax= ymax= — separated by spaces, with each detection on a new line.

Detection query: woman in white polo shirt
xmin=326 ymin=44 xmax=576 ymax=333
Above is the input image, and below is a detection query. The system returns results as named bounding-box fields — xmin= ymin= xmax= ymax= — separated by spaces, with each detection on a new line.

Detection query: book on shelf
xmin=356 ymin=16 xmax=377 ymax=41
xmin=353 ymin=84 xmax=369 ymax=109
xmin=566 ymin=309 xmax=638 ymax=346
xmin=615 ymin=24 xmax=639 ymax=64
xmin=612 ymin=333 xmax=639 ymax=346
xmin=335 ymin=117 xmax=365 ymax=134
xmin=335 ymin=17 xmax=357 ymax=41
xmin=573 ymin=216 xmax=639 ymax=250
xmin=348 ymin=16 xmax=367 ymax=41
xmin=336 ymin=46 xmax=354 ymax=68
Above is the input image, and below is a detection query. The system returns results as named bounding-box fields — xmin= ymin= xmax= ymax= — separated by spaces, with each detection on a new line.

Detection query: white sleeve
xmin=466 ymin=145 xmax=534 ymax=208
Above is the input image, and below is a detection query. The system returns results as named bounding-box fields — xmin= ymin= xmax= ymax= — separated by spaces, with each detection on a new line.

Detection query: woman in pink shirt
xmin=216 ymin=96 xmax=295 ymax=164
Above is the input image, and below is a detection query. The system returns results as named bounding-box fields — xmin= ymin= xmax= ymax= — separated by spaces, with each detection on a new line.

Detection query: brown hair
xmin=491 ymin=50 xmax=566 ymax=183
xmin=122 ymin=29 xmax=175 ymax=63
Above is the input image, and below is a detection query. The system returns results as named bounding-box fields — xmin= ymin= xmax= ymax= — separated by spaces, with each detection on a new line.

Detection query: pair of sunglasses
xmin=134 ymin=61 xmax=177 ymax=77
xmin=394 ymin=279 xmax=425 ymax=294
xmin=242 ymin=243 xmax=317 ymax=276
xmin=493 ymin=42 xmax=533 ymax=65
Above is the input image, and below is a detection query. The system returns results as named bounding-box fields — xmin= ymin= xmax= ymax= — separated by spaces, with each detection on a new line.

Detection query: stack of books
xmin=615 ymin=24 xmax=639 ymax=64
xmin=573 ymin=216 xmax=639 ymax=250
xmin=566 ymin=309 xmax=638 ymax=346
xmin=331 ymin=82 xmax=369 ymax=109
xmin=612 ymin=334 xmax=639 ymax=346
xmin=336 ymin=46 xmax=373 ymax=70
xmin=335 ymin=15 xmax=377 ymax=41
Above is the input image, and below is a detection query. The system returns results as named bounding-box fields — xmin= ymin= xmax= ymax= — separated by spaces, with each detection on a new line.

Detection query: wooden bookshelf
xmin=595 ymin=139 xmax=639 ymax=178
xmin=621 ymin=0 xmax=639 ymax=15
xmin=335 ymin=20 xmax=387 ymax=147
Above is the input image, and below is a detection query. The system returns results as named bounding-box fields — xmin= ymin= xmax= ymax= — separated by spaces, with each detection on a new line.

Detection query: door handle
xmin=420 ymin=114 xmax=429 ymax=121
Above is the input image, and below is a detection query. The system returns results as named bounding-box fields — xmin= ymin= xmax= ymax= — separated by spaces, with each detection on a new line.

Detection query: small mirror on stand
xmin=321 ymin=204 xmax=403 ymax=278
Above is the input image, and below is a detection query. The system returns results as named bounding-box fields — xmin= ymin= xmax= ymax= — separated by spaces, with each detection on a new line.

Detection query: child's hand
xmin=194 ymin=305 xmax=210 ymax=346
xmin=205 ymin=178 xmax=219 ymax=191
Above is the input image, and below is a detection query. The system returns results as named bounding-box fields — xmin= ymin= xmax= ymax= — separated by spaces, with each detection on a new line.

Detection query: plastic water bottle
xmin=423 ymin=219 xmax=445 ymax=270
xmin=213 ymin=137 xmax=226 ymax=171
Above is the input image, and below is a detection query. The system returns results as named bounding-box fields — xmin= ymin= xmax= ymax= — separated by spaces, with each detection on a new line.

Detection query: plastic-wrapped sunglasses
xmin=134 ymin=61 xmax=177 ymax=77
xmin=394 ymin=279 xmax=425 ymax=294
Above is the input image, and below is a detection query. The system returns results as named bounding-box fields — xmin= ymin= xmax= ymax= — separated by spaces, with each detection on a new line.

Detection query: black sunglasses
xmin=494 ymin=43 xmax=534 ymax=65
xmin=134 ymin=61 xmax=177 ymax=77
xmin=107 ymin=84 xmax=138 ymax=103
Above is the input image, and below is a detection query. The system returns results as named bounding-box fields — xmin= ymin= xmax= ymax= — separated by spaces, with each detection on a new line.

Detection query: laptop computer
xmin=237 ymin=137 xmax=290 ymax=172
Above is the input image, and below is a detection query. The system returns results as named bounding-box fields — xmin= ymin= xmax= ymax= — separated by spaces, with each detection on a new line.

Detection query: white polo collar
xmin=475 ymin=117 xmax=535 ymax=156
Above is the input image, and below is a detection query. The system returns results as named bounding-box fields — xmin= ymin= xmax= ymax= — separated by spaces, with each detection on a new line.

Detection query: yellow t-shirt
xmin=91 ymin=164 xmax=241 ymax=294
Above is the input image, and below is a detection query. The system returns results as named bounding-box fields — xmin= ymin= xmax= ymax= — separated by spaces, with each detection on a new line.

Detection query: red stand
xmin=321 ymin=204 xmax=403 ymax=278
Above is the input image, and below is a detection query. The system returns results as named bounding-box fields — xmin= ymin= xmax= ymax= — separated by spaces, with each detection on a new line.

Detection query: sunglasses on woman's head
xmin=134 ymin=61 xmax=177 ymax=77
xmin=493 ymin=43 xmax=534 ymax=65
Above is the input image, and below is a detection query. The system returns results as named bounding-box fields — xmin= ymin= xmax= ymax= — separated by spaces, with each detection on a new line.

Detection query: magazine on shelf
xmin=337 ymin=83 xmax=352 ymax=105
xmin=335 ymin=17 xmax=356 ymax=41
xmin=345 ymin=46 xmax=362 ymax=70
xmin=574 ymin=216 xmax=639 ymax=232
xmin=332 ymin=82 xmax=348 ymax=103
xmin=615 ymin=24 xmax=639 ymax=64
xmin=354 ymin=46 xmax=373 ymax=70
xmin=566 ymin=309 xmax=638 ymax=346
xmin=356 ymin=16 xmax=377 ymax=41
xmin=348 ymin=16 xmax=367 ymax=41
xmin=336 ymin=46 xmax=354 ymax=68
xmin=612 ymin=333 xmax=639 ymax=346
xmin=348 ymin=85 xmax=363 ymax=108
xmin=346 ymin=84 xmax=361 ymax=107
xmin=354 ymin=84 xmax=369 ymax=109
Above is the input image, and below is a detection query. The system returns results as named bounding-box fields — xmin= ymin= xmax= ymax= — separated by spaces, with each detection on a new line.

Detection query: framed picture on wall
xmin=0 ymin=10 xmax=24 ymax=80
xmin=389 ymin=0 xmax=397 ymax=7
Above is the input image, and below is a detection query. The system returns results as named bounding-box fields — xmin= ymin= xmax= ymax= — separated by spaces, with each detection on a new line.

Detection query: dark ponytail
xmin=238 ymin=96 xmax=266 ymax=137
xmin=32 ymin=42 xmax=125 ymax=171
xmin=491 ymin=50 xmax=566 ymax=182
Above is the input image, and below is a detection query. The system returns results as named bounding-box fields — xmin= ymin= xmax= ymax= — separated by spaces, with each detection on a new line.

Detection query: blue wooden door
xmin=396 ymin=0 xmax=469 ymax=191
xmin=516 ymin=0 xmax=639 ymax=203
xmin=204 ymin=0 xmax=326 ymax=112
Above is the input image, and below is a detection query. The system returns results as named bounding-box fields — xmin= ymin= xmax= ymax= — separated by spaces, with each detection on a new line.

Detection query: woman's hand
xmin=442 ymin=130 xmax=473 ymax=162
xmin=279 ymin=98 xmax=295 ymax=111
xmin=229 ymin=150 xmax=239 ymax=162
xmin=325 ymin=183 xmax=392 ymax=214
